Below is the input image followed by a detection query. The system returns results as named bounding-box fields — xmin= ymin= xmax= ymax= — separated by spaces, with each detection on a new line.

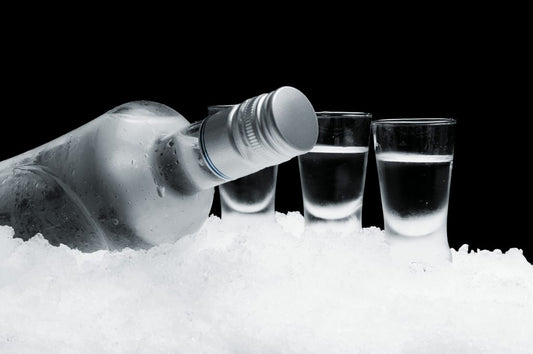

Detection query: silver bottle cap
xmin=200 ymin=86 xmax=318 ymax=180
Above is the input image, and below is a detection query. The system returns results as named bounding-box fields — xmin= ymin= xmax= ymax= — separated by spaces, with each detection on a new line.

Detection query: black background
xmin=2 ymin=13 xmax=530 ymax=261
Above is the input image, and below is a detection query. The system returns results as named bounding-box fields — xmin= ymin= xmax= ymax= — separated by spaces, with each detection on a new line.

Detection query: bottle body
xmin=0 ymin=101 xmax=215 ymax=251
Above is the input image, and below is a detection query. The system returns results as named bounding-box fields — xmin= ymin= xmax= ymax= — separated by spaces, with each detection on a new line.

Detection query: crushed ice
xmin=1 ymin=213 xmax=532 ymax=353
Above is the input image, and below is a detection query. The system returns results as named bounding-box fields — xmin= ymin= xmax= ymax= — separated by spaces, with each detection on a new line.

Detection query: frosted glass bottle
xmin=0 ymin=87 xmax=318 ymax=251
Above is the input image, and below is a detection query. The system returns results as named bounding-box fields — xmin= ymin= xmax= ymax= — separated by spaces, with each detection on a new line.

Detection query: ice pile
xmin=1 ymin=213 xmax=532 ymax=353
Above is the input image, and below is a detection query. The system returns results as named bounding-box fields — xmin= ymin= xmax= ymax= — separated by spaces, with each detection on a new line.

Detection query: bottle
xmin=0 ymin=87 xmax=318 ymax=251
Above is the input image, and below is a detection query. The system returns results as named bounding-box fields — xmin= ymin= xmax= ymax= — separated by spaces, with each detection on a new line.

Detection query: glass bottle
xmin=0 ymin=87 xmax=318 ymax=251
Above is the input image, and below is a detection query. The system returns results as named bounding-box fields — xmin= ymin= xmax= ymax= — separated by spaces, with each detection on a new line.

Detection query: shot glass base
xmin=221 ymin=211 xmax=275 ymax=226
xmin=304 ymin=213 xmax=362 ymax=233
xmin=385 ymin=229 xmax=452 ymax=266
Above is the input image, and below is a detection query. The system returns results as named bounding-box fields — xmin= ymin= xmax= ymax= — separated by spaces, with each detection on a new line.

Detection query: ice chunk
xmin=1 ymin=215 xmax=532 ymax=353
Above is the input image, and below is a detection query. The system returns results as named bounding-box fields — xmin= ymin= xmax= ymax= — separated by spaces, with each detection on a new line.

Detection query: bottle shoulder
xmin=0 ymin=101 xmax=190 ymax=170
xmin=108 ymin=101 xmax=186 ymax=121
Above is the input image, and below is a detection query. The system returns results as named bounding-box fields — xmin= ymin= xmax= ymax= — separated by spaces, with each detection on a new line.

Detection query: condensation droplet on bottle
xmin=156 ymin=185 xmax=166 ymax=198
xmin=131 ymin=159 xmax=135 ymax=166
xmin=112 ymin=218 xmax=119 ymax=226
xmin=71 ymin=169 xmax=76 ymax=176
xmin=144 ymin=153 xmax=148 ymax=159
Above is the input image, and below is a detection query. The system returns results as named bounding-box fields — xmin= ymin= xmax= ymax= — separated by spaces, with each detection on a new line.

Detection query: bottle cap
xmin=200 ymin=86 xmax=318 ymax=180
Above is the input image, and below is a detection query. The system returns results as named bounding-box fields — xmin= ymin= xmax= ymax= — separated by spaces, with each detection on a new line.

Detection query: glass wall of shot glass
xmin=298 ymin=112 xmax=372 ymax=231
xmin=372 ymin=118 xmax=456 ymax=265
xmin=207 ymin=105 xmax=278 ymax=223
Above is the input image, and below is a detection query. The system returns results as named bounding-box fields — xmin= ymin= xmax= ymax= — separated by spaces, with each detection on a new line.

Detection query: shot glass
xmin=372 ymin=118 xmax=456 ymax=265
xmin=207 ymin=105 xmax=278 ymax=223
xmin=298 ymin=112 xmax=372 ymax=231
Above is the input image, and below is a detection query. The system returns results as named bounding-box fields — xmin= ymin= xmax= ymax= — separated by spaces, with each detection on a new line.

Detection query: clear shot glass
xmin=372 ymin=118 xmax=456 ymax=265
xmin=298 ymin=112 xmax=372 ymax=231
xmin=207 ymin=105 xmax=278 ymax=223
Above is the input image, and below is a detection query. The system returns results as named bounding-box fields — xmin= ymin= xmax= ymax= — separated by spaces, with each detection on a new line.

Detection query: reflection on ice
xmin=1 ymin=213 xmax=532 ymax=353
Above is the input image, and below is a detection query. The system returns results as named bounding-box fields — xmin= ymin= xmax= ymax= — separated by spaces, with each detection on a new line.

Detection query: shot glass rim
xmin=317 ymin=111 xmax=372 ymax=118
xmin=372 ymin=118 xmax=456 ymax=126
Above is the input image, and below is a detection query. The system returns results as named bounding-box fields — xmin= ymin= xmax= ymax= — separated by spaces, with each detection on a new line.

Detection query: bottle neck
xmin=155 ymin=120 xmax=225 ymax=193
xmin=156 ymin=86 xmax=317 ymax=193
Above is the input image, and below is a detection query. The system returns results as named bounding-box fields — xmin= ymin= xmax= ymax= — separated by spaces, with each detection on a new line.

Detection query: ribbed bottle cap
xmin=200 ymin=87 xmax=318 ymax=180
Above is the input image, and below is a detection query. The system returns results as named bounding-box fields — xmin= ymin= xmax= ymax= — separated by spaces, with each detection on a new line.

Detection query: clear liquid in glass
xmin=376 ymin=152 xmax=453 ymax=263
xmin=219 ymin=166 xmax=277 ymax=221
xmin=299 ymin=145 xmax=368 ymax=230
